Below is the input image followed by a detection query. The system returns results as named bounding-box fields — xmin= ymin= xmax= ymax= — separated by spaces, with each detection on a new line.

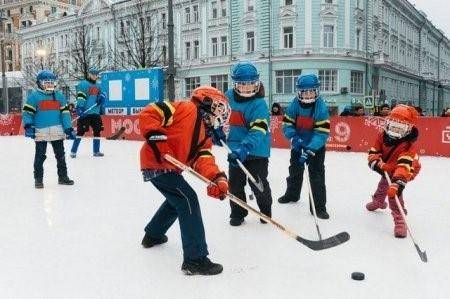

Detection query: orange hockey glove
xmin=207 ymin=173 xmax=228 ymax=200
xmin=387 ymin=179 xmax=406 ymax=198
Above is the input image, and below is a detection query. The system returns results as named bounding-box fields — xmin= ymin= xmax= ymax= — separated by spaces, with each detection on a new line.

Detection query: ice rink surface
xmin=1 ymin=136 xmax=449 ymax=299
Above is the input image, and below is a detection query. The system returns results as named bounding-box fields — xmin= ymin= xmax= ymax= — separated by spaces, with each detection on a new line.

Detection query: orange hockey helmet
xmin=191 ymin=86 xmax=231 ymax=128
xmin=384 ymin=104 xmax=419 ymax=139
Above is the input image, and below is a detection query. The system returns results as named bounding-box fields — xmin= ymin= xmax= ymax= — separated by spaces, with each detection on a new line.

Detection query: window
xmin=185 ymin=7 xmax=191 ymax=24
xmin=283 ymin=27 xmax=293 ymax=49
xmin=51 ymin=7 xmax=56 ymax=14
xmin=97 ymin=27 xmax=101 ymax=40
xmin=6 ymin=23 xmax=12 ymax=33
xmin=20 ymin=7 xmax=23 ymax=14
xmin=246 ymin=31 xmax=255 ymax=52
xmin=211 ymin=75 xmax=229 ymax=93
xmin=323 ymin=25 xmax=334 ymax=48
xmin=161 ymin=13 xmax=166 ymax=29
xmin=194 ymin=40 xmax=199 ymax=59
xmin=185 ymin=77 xmax=200 ymax=97
xmin=193 ymin=5 xmax=199 ymax=22
xmin=30 ymin=5 xmax=33 ymax=12
xmin=212 ymin=37 xmax=218 ymax=56
xmin=185 ymin=42 xmax=191 ymax=60
xmin=221 ymin=0 xmax=227 ymax=17
xmin=285 ymin=0 xmax=293 ymax=5
xmin=212 ymin=1 xmax=218 ymax=19
xmin=356 ymin=29 xmax=361 ymax=50
xmin=247 ymin=0 xmax=254 ymax=12
xmin=7 ymin=10 xmax=10 ymax=17
xmin=350 ymin=71 xmax=363 ymax=94
xmin=275 ymin=69 xmax=302 ymax=94
xmin=221 ymin=36 xmax=227 ymax=56
xmin=325 ymin=0 xmax=333 ymax=3
xmin=319 ymin=69 xmax=338 ymax=92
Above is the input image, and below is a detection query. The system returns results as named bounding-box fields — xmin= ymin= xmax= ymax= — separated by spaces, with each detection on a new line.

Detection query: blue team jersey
xmin=76 ymin=79 xmax=102 ymax=115
xmin=22 ymin=89 xmax=71 ymax=130
xmin=225 ymin=89 xmax=271 ymax=158
xmin=282 ymin=97 xmax=330 ymax=151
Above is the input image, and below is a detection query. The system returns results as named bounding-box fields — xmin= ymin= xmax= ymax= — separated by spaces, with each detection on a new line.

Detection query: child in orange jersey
xmin=366 ymin=105 xmax=421 ymax=238
xmin=138 ymin=86 xmax=230 ymax=275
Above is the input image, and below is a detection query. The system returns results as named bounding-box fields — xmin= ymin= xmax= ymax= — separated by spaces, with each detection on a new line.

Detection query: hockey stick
xmin=37 ymin=127 xmax=126 ymax=141
xmin=164 ymin=154 xmax=350 ymax=251
xmin=384 ymin=171 xmax=428 ymax=263
xmin=71 ymin=103 xmax=98 ymax=124
xmin=106 ymin=126 xmax=126 ymax=140
xmin=305 ymin=165 xmax=323 ymax=241
xmin=220 ymin=140 xmax=264 ymax=192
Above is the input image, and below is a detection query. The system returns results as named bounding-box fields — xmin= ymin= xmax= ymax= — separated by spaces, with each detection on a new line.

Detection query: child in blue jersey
xmin=22 ymin=70 xmax=76 ymax=188
xmin=278 ymin=73 xmax=331 ymax=219
xmin=70 ymin=67 xmax=106 ymax=158
xmin=225 ymin=61 xmax=273 ymax=226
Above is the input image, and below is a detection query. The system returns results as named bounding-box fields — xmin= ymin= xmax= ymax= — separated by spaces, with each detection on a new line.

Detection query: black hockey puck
xmin=351 ymin=272 xmax=365 ymax=281
xmin=346 ymin=145 xmax=352 ymax=150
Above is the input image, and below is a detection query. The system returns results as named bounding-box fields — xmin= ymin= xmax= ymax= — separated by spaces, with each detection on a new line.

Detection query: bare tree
xmin=111 ymin=0 xmax=167 ymax=70
xmin=70 ymin=22 xmax=110 ymax=80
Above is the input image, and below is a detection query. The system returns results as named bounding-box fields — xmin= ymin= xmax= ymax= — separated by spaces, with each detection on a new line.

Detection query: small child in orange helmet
xmin=366 ymin=105 xmax=421 ymax=238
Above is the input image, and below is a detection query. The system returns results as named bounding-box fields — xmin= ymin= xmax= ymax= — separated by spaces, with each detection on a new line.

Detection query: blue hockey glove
xmin=76 ymin=107 xmax=85 ymax=118
xmin=96 ymin=92 xmax=106 ymax=105
xmin=227 ymin=145 xmax=250 ymax=167
xmin=291 ymin=136 xmax=304 ymax=152
xmin=298 ymin=149 xmax=315 ymax=166
xmin=209 ymin=127 xmax=226 ymax=146
xmin=64 ymin=128 xmax=77 ymax=140
xmin=24 ymin=125 xmax=35 ymax=139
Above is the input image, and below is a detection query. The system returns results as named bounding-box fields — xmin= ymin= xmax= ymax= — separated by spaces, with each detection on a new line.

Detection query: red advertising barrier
xmin=2 ymin=114 xmax=449 ymax=157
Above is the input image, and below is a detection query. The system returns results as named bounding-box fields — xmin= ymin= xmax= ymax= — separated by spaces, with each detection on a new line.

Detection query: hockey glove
xmin=24 ymin=125 xmax=35 ymax=139
xmin=227 ymin=145 xmax=250 ymax=167
xmin=96 ymin=92 xmax=106 ymax=105
xmin=146 ymin=131 xmax=171 ymax=164
xmin=387 ymin=179 xmax=406 ymax=198
xmin=369 ymin=159 xmax=395 ymax=175
xmin=64 ymin=128 xmax=77 ymax=140
xmin=207 ymin=173 xmax=228 ymax=200
xmin=208 ymin=126 xmax=226 ymax=146
xmin=291 ymin=136 xmax=304 ymax=152
xmin=76 ymin=107 xmax=85 ymax=118
xmin=298 ymin=149 xmax=315 ymax=166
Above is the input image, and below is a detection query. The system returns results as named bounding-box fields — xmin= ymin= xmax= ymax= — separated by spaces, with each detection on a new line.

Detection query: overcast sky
xmin=408 ymin=0 xmax=449 ymax=37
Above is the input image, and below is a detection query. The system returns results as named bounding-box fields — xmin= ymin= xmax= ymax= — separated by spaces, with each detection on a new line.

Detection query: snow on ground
xmin=1 ymin=136 xmax=449 ymax=299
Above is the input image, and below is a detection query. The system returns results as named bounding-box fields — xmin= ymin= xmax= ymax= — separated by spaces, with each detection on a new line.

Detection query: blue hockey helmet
xmin=36 ymin=70 xmax=57 ymax=92
xmin=296 ymin=73 xmax=320 ymax=104
xmin=88 ymin=67 xmax=100 ymax=76
xmin=231 ymin=61 xmax=260 ymax=97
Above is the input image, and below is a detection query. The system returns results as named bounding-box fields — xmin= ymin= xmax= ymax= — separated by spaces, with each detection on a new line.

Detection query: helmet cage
xmin=233 ymin=80 xmax=260 ymax=98
xmin=384 ymin=118 xmax=412 ymax=139
xmin=200 ymin=97 xmax=231 ymax=129
xmin=297 ymin=87 xmax=319 ymax=104
xmin=39 ymin=79 xmax=57 ymax=92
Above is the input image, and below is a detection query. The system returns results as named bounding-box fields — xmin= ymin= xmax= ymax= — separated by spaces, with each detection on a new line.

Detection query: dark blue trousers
xmin=146 ymin=172 xmax=209 ymax=261
xmin=34 ymin=140 xmax=67 ymax=179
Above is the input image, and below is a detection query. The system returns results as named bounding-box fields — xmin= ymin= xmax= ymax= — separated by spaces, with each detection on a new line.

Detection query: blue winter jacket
xmin=76 ymin=79 xmax=102 ymax=115
xmin=22 ymin=89 xmax=71 ymax=130
xmin=225 ymin=89 xmax=271 ymax=158
xmin=282 ymin=96 xmax=330 ymax=151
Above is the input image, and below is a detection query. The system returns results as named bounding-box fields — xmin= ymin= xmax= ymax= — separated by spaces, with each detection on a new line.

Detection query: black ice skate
xmin=181 ymin=257 xmax=223 ymax=275
xmin=58 ymin=177 xmax=74 ymax=185
xmin=35 ymin=178 xmax=44 ymax=189
xmin=277 ymin=195 xmax=298 ymax=204
xmin=229 ymin=218 xmax=244 ymax=226
xmin=316 ymin=210 xmax=330 ymax=220
xmin=93 ymin=152 xmax=104 ymax=157
xmin=141 ymin=234 xmax=168 ymax=248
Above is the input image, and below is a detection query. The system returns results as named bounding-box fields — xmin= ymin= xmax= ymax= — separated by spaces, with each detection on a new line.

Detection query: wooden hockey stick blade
xmin=297 ymin=232 xmax=350 ymax=251
xmin=415 ymin=244 xmax=428 ymax=263
xmin=106 ymin=127 xmax=125 ymax=140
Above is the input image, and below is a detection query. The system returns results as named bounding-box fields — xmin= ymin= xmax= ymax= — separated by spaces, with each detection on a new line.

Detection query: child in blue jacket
xmin=226 ymin=61 xmax=273 ymax=226
xmin=22 ymin=70 xmax=76 ymax=188
xmin=278 ymin=73 xmax=331 ymax=219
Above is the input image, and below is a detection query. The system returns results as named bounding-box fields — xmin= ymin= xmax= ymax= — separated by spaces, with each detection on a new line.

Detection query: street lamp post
xmin=0 ymin=9 xmax=9 ymax=114
xmin=167 ymin=0 xmax=175 ymax=101
xmin=36 ymin=49 xmax=46 ymax=70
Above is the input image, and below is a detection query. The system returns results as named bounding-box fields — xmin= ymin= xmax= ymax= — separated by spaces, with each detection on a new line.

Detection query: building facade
xmin=18 ymin=0 xmax=450 ymax=115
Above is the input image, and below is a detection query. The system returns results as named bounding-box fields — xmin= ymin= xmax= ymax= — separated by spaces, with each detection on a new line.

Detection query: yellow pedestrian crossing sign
xmin=364 ymin=96 xmax=374 ymax=108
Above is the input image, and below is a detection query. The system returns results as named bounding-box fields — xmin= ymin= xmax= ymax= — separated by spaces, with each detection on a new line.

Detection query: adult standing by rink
xmin=70 ymin=67 xmax=106 ymax=158
xmin=278 ymin=73 xmax=331 ymax=219
xmin=22 ymin=70 xmax=76 ymax=188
